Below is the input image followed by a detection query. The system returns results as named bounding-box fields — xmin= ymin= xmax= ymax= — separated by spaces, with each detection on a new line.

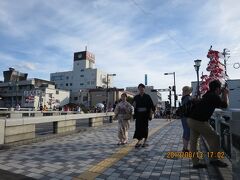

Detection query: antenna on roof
xmin=85 ymin=46 xmax=87 ymax=51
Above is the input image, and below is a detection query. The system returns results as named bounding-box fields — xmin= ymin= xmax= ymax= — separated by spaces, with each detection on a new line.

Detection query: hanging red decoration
xmin=199 ymin=47 xmax=227 ymax=95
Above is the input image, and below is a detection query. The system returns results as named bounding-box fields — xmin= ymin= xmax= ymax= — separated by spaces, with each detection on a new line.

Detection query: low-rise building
xmin=126 ymin=86 xmax=162 ymax=107
xmin=71 ymin=88 xmax=134 ymax=109
xmin=0 ymin=68 xmax=70 ymax=109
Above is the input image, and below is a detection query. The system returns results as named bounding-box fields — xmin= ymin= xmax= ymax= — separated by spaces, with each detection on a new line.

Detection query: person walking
xmin=188 ymin=80 xmax=229 ymax=169
xmin=114 ymin=93 xmax=133 ymax=145
xmin=133 ymin=83 xmax=155 ymax=148
xmin=181 ymin=86 xmax=192 ymax=152
xmin=165 ymin=103 xmax=171 ymax=121
xmin=15 ymin=104 xmax=21 ymax=111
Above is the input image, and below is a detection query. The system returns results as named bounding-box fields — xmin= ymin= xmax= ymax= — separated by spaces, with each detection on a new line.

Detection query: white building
xmin=191 ymin=79 xmax=240 ymax=109
xmin=28 ymin=83 xmax=70 ymax=110
xmin=50 ymin=50 xmax=114 ymax=96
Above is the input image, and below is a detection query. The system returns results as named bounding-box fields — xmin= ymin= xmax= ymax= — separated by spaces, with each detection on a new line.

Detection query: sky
xmin=0 ymin=0 xmax=240 ymax=100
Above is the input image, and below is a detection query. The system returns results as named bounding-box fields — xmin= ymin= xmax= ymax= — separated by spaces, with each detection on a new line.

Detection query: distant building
xmin=0 ymin=68 xmax=70 ymax=109
xmin=50 ymin=50 xmax=114 ymax=104
xmin=71 ymin=88 xmax=134 ymax=109
xmin=191 ymin=79 xmax=240 ymax=109
xmin=126 ymin=86 xmax=162 ymax=109
xmin=3 ymin=67 xmax=28 ymax=82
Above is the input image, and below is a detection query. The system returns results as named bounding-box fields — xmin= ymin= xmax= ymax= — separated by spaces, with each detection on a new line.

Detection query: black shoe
xmin=193 ymin=163 xmax=207 ymax=169
xmin=210 ymin=160 xmax=228 ymax=167
xmin=142 ymin=143 xmax=148 ymax=147
xmin=135 ymin=143 xmax=141 ymax=148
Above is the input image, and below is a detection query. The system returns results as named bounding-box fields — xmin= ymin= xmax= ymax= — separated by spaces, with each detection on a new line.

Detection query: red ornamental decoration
xmin=199 ymin=48 xmax=226 ymax=95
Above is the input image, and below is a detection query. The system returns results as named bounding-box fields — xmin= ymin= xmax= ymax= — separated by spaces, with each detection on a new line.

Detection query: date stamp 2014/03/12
xmin=166 ymin=151 xmax=225 ymax=159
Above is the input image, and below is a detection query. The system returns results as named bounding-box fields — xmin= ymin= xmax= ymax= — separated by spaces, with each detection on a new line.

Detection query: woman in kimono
xmin=133 ymin=83 xmax=155 ymax=148
xmin=114 ymin=93 xmax=133 ymax=145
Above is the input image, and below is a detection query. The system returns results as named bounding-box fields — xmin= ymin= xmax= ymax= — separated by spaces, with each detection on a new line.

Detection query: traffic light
xmin=168 ymin=95 xmax=171 ymax=100
xmin=175 ymin=94 xmax=178 ymax=100
xmin=172 ymin=85 xmax=175 ymax=91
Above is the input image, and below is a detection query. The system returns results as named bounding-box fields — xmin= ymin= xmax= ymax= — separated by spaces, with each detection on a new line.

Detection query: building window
xmin=80 ymin=75 xmax=84 ymax=77
xmin=70 ymin=83 xmax=72 ymax=86
xmin=66 ymin=83 xmax=68 ymax=86
xmin=80 ymin=83 xmax=84 ymax=86
xmin=66 ymin=76 xmax=69 ymax=80
xmin=87 ymin=81 xmax=90 ymax=85
xmin=56 ymin=90 xmax=59 ymax=94
xmin=51 ymin=75 xmax=64 ymax=81
xmin=81 ymin=69 xmax=84 ymax=72
xmin=74 ymin=97 xmax=78 ymax=100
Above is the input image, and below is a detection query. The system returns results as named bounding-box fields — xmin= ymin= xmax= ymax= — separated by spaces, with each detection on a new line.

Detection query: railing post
xmin=109 ymin=115 xmax=113 ymax=123
xmin=53 ymin=122 xmax=57 ymax=134
xmin=0 ymin=119 xmax=5 ymax=145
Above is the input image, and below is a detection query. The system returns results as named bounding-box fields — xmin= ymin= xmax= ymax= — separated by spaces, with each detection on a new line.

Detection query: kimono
xmin=133 ymin=93 xmax=155 ymax=140
xmin=114 ymin=101 xmax=133 ymax=143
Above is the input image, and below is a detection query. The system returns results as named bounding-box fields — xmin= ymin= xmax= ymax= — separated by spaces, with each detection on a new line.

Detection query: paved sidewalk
xmin=0 ymin=119 xmax=221 ymax=180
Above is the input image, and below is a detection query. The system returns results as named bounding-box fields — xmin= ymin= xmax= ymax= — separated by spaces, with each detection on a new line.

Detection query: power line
xmin=166 ymin=34 xmax=194 ymax=57
xmin=130 ymin=0 xmax=151 ymax=16
xmin=129 ymin=0 xmax=194 ymax=58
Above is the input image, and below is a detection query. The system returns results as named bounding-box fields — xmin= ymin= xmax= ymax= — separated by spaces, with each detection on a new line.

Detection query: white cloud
xmin=15 ymin=62 xmax=36 ymax=71
xmin=0 ymin=0 xmax=240 ymax=101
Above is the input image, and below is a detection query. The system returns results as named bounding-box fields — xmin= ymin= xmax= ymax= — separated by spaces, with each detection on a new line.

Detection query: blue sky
xmin=1 ymin=0 xmax=240 ymax=99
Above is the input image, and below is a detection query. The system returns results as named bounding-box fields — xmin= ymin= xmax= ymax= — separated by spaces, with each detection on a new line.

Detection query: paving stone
xmin=0 ymin=120 xmax=223 ymax=179
xmin=26 ymin=172 xmax=44 ymax=179
xmin=127 ymin=176 xmax=139 ymax=180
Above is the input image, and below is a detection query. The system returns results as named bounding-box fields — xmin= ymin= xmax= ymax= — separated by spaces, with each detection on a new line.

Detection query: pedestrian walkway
xmin=0 ymin=119 xmax=221 ymax=180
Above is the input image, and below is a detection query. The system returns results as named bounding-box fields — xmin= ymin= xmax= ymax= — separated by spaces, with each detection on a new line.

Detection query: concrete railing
xmin=0 ymin=110 xmax=81 ymax=118
xmin=0 ymin=112 xmax=115 ymax=145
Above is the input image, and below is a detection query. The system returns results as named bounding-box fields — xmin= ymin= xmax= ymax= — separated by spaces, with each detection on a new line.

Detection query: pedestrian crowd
xmin=114 ymin=80 xmax=229 ymax=169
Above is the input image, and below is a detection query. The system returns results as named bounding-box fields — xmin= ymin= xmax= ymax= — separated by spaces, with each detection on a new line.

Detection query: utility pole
xmin=222 ymin=48 xmax=230 ymax=77
xmin=164 ymin=72 xmax=176 ymax=108
xmin=106 ymin=74 xmax=116 ymax=112
xmin=168 ymin=86 xmax=172 ymax=107
xmin=173 ymin=72 xmax=176 ymax=108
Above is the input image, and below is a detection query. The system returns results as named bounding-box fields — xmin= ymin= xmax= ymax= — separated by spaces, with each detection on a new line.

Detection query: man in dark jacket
xmin=133 ymin=83 xmax=155 ymax=148
xmin=188 ymin=80 xmax=229 ymax=168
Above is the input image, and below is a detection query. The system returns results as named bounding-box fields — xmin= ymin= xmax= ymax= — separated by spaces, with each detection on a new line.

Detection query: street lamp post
xmin=164 ymin=72 xmax=176 ymax=108
xmin=15 ymin=80 xmax=19 ymax=106
xmin=8 ymin=82 xmax=14 ymax=108
xmin=106 ymin=73 xmax=116 ymax=112
xmin=194 ymin=59 xmax=202 ymax=98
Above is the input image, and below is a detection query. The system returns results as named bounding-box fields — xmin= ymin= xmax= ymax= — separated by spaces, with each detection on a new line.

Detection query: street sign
xmin=24 ymin=90 xmax=42 ymax=96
